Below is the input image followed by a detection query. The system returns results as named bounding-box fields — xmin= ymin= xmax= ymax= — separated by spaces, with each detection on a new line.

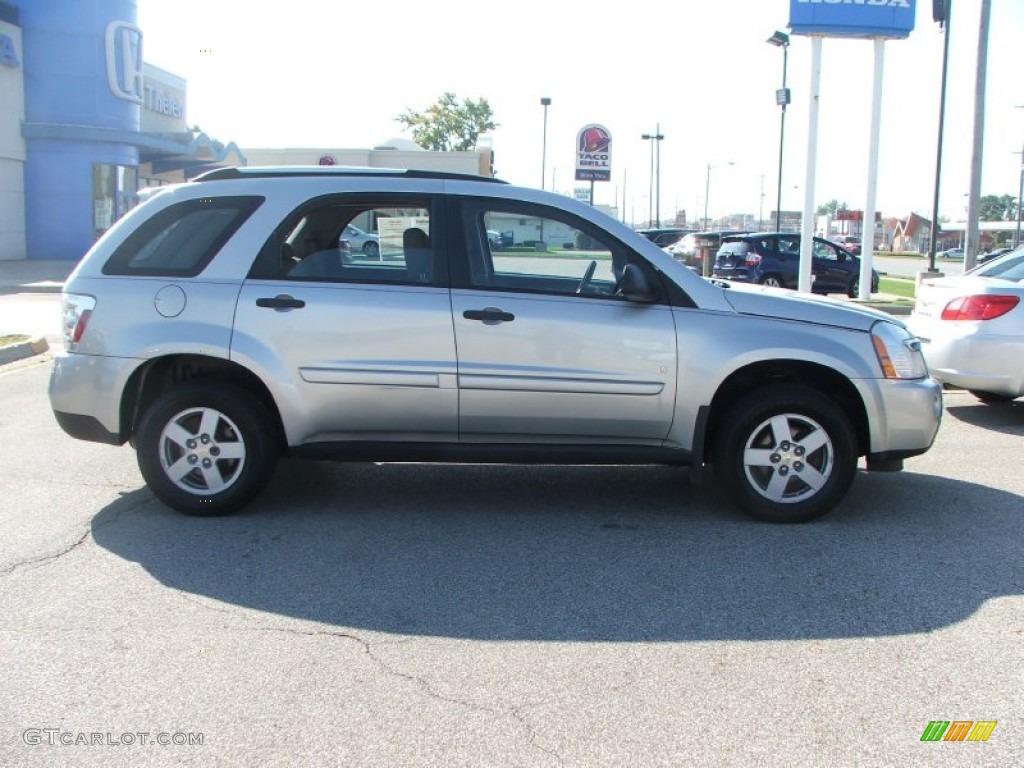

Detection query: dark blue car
xmin=712 ymin=233 xmax=879 ymax=297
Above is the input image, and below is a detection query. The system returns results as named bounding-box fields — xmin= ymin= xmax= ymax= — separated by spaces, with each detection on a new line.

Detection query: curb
xmin=0 ymin=336 xmax=50 ymax=366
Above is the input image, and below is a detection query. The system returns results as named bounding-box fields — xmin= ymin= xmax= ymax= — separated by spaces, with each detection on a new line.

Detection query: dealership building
xmin=0 ymin=0 xmax=492 ymax=262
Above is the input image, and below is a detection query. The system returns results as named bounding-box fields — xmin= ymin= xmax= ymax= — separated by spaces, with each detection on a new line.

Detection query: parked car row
xmin=711 ymin=232 xmax=879 ymax=297
xmin=665 ymin=230 xmax=746 ymax=270
xmin=636 ymin=227 xmax=693 ymax=248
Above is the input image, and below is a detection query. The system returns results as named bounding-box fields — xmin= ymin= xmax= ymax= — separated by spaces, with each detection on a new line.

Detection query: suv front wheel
xmin=136 ymin=381 xmax=278 ymax=516
xmin=713 ymin=385 xmax=857 ymax=523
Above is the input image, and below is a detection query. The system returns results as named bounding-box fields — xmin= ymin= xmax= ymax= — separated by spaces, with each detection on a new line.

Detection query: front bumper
xmin=867 ymin=375 xmax=943 ymax=457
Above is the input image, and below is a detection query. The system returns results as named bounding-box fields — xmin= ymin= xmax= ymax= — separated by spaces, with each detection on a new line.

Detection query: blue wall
xmin=19 ymin=0 xmax=140 ymax=260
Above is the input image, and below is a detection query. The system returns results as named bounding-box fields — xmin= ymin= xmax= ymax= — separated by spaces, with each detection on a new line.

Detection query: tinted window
xmin=253 ymin=195 xmax=439 ymax=286
xmin=718 ymin=241 xmax=751 ymax=255
xmin=103 ymin=196 xmax=263 ymax=277
xmin=457 ymin=200 xmax=664 ymax=302
xmin=776 ymin=237 xmax=800 ymax=256
xmin=813 ymin=240 xmax=842 ymax=261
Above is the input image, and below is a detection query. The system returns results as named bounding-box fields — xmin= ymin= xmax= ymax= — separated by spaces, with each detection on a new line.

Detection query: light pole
xmin=703 ymin=161 xmax=734 ymax=277
xmin=641 ymin=125 xmax=664 ymax=227
xmin=641 ymin=132 xmax=655 ymax=226
xmin=703 ymin=161 xmax=734 ymax=232
xmin=1016 ymin=143 xmax=1024 ymax=248
xmin=767 ymin=30 xmax=790 ymax=232
xmin=540 ymin=97 xmax=551 ymax=190
xmin=928 ymin=4 xmax=952 ymax=272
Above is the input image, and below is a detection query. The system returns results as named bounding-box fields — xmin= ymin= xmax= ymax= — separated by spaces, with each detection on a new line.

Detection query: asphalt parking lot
xmin=1 ymin=260 xmax=1021 ymax=765
xmin=0 ymin=349 xmax=1021 ymax=766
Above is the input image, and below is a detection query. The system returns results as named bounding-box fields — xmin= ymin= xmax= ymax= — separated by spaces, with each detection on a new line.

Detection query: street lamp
xmin=540 ymin=97 xmax=551 ymax=190
xmin=703 ymin=161 xmax=734 ymax=276
xmin=641 ymin=126 xmax=664 ymax=227
xmin=1016 ymin=143 xmax=1024 ymax=248
xmin=703 ymin=161 xmax=734 ymax=231
xmin=767 ymin=30 xmax=790 ymax=232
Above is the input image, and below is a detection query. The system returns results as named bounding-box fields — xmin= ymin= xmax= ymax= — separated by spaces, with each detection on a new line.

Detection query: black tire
xmin=968 ymin=389 xmax=1016 ymax=404
xmin=363 ymin=241 xmax=379 ymax=258
xmin=847 ymin=276 xmax=860 ymax=298
xmin=136 ymin=381 xmax=278 ymax=516
xmin=760 ymin=274 xmax=784 ymax=288
xmin=713 ymin=384 xmax=857 ymax=523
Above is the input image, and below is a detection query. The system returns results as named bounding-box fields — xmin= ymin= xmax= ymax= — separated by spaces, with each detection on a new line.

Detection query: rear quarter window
xmin=103 ymin=196 xmax=264 ymax=277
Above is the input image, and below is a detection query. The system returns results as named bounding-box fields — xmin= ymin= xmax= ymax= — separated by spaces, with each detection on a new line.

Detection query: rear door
xmin=447 ymin=198 xmax=678 ymax=444
xmin=232 ymin=193 xmax=458 ymax=446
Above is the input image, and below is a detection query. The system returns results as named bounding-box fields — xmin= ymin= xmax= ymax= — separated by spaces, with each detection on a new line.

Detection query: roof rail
xmin=192 ymin=166 xmax=506 ymax=184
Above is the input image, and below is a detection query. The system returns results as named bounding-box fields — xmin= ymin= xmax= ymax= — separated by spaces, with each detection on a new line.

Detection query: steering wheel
xmin=576 ymin=260 xmax=598 ymax=295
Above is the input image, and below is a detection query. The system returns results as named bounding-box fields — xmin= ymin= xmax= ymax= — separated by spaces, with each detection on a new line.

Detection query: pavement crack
xmin=0 ymin=494 xmax=151 ymax=575
xmin=0 ymin=528 xmax=91 ymax=575
xmin=243 ymin=624 xmax=564 ymax=764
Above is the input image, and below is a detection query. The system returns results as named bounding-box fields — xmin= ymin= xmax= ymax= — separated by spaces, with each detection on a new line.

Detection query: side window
xmin=813 ymin=240 xmax=839 ymax=261
xmin=103 ymin=196 xmax=263 ymax=277
xmin=459 ymin=203 xmax=638 ymax=299
xmin=261 ymin=197 xmax=436 ymax=285
xmin=776 ymin=237 xmax=800 ymax=256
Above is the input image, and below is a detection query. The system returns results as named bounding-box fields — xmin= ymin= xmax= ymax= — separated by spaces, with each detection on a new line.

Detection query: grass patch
xmin=497 ymin=248 xmax=611 ymax=260
xmin=0 ymin=334 xmax=30 ymax=348
xmin=879 ymin=276 xmax=916 ymax=299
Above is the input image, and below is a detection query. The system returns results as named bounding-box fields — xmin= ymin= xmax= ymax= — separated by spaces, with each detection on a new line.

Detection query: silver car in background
xmin=50 ymin=167 xmax=942 ymax=523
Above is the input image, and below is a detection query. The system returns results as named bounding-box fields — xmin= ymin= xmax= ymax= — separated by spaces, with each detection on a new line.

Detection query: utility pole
xmin=964 ymin=0 xmax=991 ymax=271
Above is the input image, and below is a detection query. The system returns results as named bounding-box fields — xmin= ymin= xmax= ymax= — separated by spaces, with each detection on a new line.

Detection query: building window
xmin=92 ymin=164 xmax=139 ymax=239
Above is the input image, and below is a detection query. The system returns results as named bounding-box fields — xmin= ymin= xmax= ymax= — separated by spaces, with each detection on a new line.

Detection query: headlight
xmin=871 ymin=320 xmax=928 ymax=379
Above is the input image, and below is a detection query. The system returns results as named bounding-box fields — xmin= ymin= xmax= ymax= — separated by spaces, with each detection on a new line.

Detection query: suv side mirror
xmin=616 ymin=264 xmax=657 ymax=302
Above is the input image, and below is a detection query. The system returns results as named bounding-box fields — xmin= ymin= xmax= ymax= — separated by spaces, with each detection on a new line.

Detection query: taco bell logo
xmin=579 ymin=126 xmax=611 ymax=155
xmin=575 ymin=123 xmax=612 ymax=181
xmin=105 ymin=21 xmax=144 ymax=104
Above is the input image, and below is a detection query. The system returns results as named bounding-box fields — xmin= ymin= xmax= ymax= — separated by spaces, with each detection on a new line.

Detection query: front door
xmin=448 ymin=199 xmax=678 ymax=444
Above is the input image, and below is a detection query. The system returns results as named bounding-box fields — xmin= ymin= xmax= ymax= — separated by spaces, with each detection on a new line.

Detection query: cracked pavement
xmin=2 ymin=361 xmax=1023 ymax=766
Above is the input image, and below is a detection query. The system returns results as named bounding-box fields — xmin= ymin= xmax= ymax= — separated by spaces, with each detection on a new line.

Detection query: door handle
xmin=463 ymin=307 xmax=515 ymax=324
xmin=256 ymin=294 xmax=306 ymax=310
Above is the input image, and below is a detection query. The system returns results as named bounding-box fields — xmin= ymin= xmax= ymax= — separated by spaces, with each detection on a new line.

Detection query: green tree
xmin=815 ymin=199 xmax=849 ymax=216
xmin=979 ymin=194 xmax=1017 ymax=221
xmin=396 ymin=92 xmax=498 ymax=152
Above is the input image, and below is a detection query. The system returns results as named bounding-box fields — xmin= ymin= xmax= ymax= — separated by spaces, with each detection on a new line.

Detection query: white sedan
xmin=906 ymin=248 xmax=1024 ymax=403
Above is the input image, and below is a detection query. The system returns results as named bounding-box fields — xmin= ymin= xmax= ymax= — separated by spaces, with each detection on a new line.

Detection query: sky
xmin=137 ymin=0 xmax=1024 ymax=227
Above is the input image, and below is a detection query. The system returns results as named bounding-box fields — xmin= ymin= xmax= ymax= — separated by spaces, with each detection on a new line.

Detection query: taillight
xmin=743 ymin=254 xmax=762 ymax=267
xmin=61 ymin=294 xmax=96 ymax=351
xmin=940 ymin=294 xmax=1019 ymax=321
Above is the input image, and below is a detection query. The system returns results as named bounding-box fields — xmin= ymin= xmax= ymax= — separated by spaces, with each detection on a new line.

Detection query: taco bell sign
xmin=790 ymin=0 xmax=915 ymax=39
xmin=575 ymin=124 xmax=612 ymax=182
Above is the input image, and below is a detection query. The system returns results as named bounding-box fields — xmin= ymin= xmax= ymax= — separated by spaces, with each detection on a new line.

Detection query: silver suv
xmin=50 ymin=167 xmax=942 ymax=523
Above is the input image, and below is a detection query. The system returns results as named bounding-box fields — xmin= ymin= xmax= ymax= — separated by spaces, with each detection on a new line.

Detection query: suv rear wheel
xmin=136 ymin=381 xmax=278 ymax=516
xmin=760 ymin=274 xmax=783 ymax=288
xmin=713 ymin=385 xmax=857 ymax=523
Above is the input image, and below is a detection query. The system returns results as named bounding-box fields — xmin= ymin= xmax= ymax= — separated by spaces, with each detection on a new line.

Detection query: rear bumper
xmin=906 ymin=317 xmax=1024 ymax=397
xmin=48 ymin=352 xmax=140 ymax=444
xmin=53 ymin=411 xmax=122 ymax=445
